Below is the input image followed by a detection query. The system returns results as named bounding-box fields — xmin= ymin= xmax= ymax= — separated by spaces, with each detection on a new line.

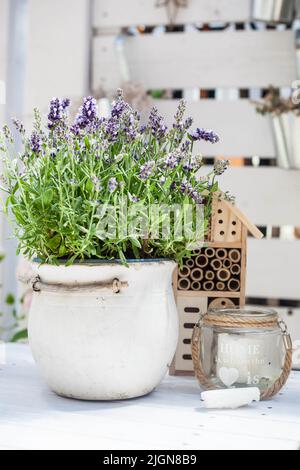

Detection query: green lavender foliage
xmin=0 ymin=91 xmax=229 ymax=266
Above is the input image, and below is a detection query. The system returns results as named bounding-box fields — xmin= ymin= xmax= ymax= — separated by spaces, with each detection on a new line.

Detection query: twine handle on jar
xmin=29 ymin=275 xmax=128 ymax=294
xmin=191 ymin=315 xmax=293 ymax=400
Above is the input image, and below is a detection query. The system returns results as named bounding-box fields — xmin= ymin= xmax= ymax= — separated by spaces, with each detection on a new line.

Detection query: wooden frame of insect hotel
xmin=170 ymin=193 xmax=264 ymax=376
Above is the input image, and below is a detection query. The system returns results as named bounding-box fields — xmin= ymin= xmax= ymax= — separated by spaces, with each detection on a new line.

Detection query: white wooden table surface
xmin=1 ymin=344 xmax=300 ymax=450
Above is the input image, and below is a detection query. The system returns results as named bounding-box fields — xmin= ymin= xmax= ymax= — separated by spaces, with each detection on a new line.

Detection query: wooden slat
xmin=0 ymin=0 xmax=8 ymax=126
xmin=155 ymin=99 xmax=275 ymax=157
xmin=93 ymin=31 xmax=297 ymax=90
xmin=218 ymin=168 xmax=300 ymax=226
xmin=247 ymin=239 xmax=300 ymax=300
xmin=93 ymin=0 xmax=251 ymax=29
xmin=24 ymin=0 xmax=90 ymax=116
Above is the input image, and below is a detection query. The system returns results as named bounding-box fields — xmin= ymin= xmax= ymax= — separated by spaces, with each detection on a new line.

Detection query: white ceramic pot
xmin=28 ymin=260 xmax=178 ymax=400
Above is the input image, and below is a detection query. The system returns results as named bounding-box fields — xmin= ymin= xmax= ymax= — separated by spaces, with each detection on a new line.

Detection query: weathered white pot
xmin=28 ymin=260 xmax=178 ymax=400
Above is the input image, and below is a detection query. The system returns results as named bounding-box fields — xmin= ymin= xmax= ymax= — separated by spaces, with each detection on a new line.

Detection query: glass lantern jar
xmin=192 ymin=308 xmax=293 ymax=400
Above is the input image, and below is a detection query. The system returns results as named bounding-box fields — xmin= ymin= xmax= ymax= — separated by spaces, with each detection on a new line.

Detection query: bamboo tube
xmin=216 ymin=248 xmax=227 ymax=260
xmin=186 ymin=258 xmax=195 ymax=269
xmin=231 ymin=264 xmax=241 ymax=276
xmin=191 ymin=281 xmax=201 ymax=291
xmin=193 ymin=249 xmax=201 ymax=255
xmin=227 ymin=278 xmax=241 ymax=292
xmin=216 ymin=268 xmax=231 ymax=282
xmin=203 ymin=281 xmax=215 ymax=291
xmin=223 ymin=258 xmax=232 ymax=269
xmin=209 ymin=298 xmax=235 ymax=309
xmin=204 ymin=247 xmax=215 ymax=258
xmin=216 ymin=281 xmax=226 ymax=291
xmin=178 ymin=277 xmax=191 ymax=291
xmin=228 ymin=249 xmax=241 ymax=263
xmin=205 ymin=270 xmax=215 ymax=281
xmin=195 ymin=254 xmax=209 ymax=268
xmin=211 ymin=259 xmax=222 ymax=271
xmin=191 ymin=268 xmax=204 ymax=281
xmin=178 ymin=266 xmax=191 ymax=278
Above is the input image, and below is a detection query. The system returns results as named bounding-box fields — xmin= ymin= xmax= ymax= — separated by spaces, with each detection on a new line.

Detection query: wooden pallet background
xmin=0 ymin=0 xmax=299 ymax=367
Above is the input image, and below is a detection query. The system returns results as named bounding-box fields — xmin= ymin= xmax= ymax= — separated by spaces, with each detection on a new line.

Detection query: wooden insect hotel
xmin=170 ymin=194 xmax=264 ymax=376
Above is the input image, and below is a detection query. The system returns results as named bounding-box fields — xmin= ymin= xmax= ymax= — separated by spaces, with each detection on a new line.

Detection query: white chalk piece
xmin=201 ymin=387 xmax=260 ymax=409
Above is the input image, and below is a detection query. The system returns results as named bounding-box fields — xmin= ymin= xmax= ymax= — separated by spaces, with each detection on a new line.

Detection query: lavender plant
xmin=0 ymin=91 xmax=229 ymax=266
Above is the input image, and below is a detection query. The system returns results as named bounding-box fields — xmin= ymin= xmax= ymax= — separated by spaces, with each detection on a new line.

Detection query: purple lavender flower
xmin=181 ymin=141 xmax=191 ymax=153
xmin=91 ymin=175 xmax=102 ymax=192
xmin=189 ymin=128 xmax=220 ymax=144
xmin=170 ymin=181 xmax=177 ymax=191
xmin=75 ymin=96 xmax=98 ymax=129
xmin=29 ymin=131 xmax=41 ymax=153
xmin=180 ymin=181 xmax=203 ymax=203
xmin=12 ymin=118 xmax=25 ymax=135
xmin=213 ymin=159 xmax=230 ymax=175
xmin=183 ymin=117 xmax=193 ymax=130
xmin=173 ymin=99 xmax=186 ymax=129
xmin=165 ymin=152 xmax=179 ymax=169
xmin=2 ymin=125 xmax=13 ymax=142
xmin=62 ymin=98 xmax=71 ymax=110
xmin=111 ymin=89 xmax=127 ymax=118
xmin=129 ymin=193 xmax=140 ymax=203
xmin=165 ymin=150 xmax=182 ymax=169
xmin=48 ymin=98 xmax=66 ymax=130
xmin=148 ymin=107 xmax=167 ymax=139
xmin=108 ymin=177 xmax=118 ymax=193
xmin=105 ymin=117 xmax=119 ymax=142
xmin=139 ymin=160 xmax=155 ymax=180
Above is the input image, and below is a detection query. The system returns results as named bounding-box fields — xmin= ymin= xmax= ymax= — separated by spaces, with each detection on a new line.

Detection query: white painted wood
xmin=247 ymin=239 xmax=300 ymax=300
xmin=1 ymin=344 xmax=299 ymax=450
xmin=155 ymin=100 xmax=275 ymax=157
xmin=0 ymin=0 xmax=8 ymax=125
xmin=24 ymin=0 xmax=90 ymax=119
xmin=218 ymin=168 xmax=300 ymax=226
xmin=93 ymin=0 xmax=251 ymax=28
xmin=93 ymin=31 xmax=297 ymax=91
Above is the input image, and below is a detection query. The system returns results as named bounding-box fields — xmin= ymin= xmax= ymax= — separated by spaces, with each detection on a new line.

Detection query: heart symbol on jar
xmin=218 ymin=367 xmax=239 ymax=387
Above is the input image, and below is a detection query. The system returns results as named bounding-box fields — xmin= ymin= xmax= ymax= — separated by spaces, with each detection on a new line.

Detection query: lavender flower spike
xmin=139 ymin=160 xmax=155 ymax=180
xmin=12 ymin=118 xmax=25 ymax=135
xmin=29 ymin=131 xmax=41 ymax=153
xmin=108 ymin=177 xmax=118 ymax=193
xmin=75 ymin=96 xmax=98 ymax=129
xmin=213 ymin=159 xmax=230 ymax=175
xmin=189 ymin=128 xmax=220 ymax=144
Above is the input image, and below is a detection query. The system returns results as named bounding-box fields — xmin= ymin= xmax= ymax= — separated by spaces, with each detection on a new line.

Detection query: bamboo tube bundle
xmin=203 ymin=281 xmax=214 ymax=291
xmin=228 ymin=249 xmax=241 ymax=263
xmin=205 ymin=270 xmax=215 ymax=281
xmin=211 ymin=259 xmax=222 ymax=271
xmin=209 ymin=298 xmax=235 ymax=309
xmin=216 ymin=248 xmax=227 ymax=260
xmin=205 ymin=247 xmax=215 ymax=258
xmin=191 ymin=281 xmax=201 ymax=291
xmin=178 ymin=277 xmax=191 ymax=290
xmin=191 ymin=268 xmax=203 ymax=281
xmin=216 ymin=281 xmax=226 ymax=291
xmin=228 ymin=278 xmax=241 ymax=292
xmin=216 ymin=268 xmax=231 ymax=282
xmin=195 ymin=254 xmax=209 ymax=268
xmin=223 ymin=258 xmax=232 ymax=269
xmin=231 ymin=264 xmax=241 ymax=276
xmin=185 ymin=258 xmax=195 ymax=269
xmin=193 ymin=249 xmax=201 ymax=256
xmin=178 ymin=266 xmax=191 ymax=278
